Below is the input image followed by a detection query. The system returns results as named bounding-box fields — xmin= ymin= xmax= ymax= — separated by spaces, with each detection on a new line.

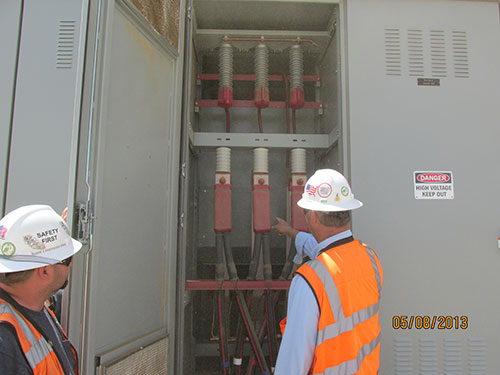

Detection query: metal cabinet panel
xmin=4 ymin=0 xmax=87 ymax=214
xmin=68 ymin=1 xmax=183 ymax=373
xmin=0 ymin=1 xmax=22 ymax=214
xmin=346 ymin=0 xmax=500 ymax=373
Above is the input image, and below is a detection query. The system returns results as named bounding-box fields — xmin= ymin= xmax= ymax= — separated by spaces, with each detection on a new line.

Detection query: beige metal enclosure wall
xmin=1 ymin=0 xmax=88 ymax=215
xmin=346 ymin=0 xmax=500 ymax=373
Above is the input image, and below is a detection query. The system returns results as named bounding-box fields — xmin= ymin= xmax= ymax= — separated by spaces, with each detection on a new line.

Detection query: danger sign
xmin=414 ymin=171 xmax=454 ymax=199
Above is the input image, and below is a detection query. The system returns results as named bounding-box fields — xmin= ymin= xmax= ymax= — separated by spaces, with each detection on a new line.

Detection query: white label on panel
xmin=414 ymin=171 xmax=454 ymax=199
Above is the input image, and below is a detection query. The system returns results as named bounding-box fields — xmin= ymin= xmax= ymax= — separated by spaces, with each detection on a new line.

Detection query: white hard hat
xmin=0 ymin=205 xmax=82 ymax=273
xmin=297 ymin=169 xmax=363 ymax=212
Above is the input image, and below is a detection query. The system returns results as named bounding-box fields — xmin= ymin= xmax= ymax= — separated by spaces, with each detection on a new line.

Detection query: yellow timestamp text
xmin=392 ymin=315 xmax=468 ymax=330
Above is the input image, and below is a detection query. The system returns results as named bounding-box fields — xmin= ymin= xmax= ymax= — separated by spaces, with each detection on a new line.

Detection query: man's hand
xmin=61 ymin=207 xmax=68 ymax=222
xmin=272 ymin=217 xmax=299 ymax=240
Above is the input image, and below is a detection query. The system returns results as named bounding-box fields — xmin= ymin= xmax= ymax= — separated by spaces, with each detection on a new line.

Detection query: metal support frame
xmin=193 ymin=132 xmax=329 ymax=149
xmin=198 ymin=73 xmax=320 ymax=82
xmin=196 ymin=99 xmax=321 ymax=109
xmin=185 ymin=280 xmax=291 ymax=290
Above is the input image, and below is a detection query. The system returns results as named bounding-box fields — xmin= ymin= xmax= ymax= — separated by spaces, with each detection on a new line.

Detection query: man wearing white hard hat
xmin=0 ymin=205 xmax=82 ymax=375
xmin=273 ymin=169 xmax=383 ymax=374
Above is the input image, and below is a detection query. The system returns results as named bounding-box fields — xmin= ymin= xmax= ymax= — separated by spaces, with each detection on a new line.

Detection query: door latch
xmin=76 ymin=203 xmax=94 ymax=245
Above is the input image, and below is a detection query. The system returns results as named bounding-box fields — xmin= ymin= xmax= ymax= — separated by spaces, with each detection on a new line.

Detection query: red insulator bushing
xmin=254 ymin=87 xmax=270 ymax=108
xmin=290 ymin=87 xmax=304 ymax=109
xmin=290 ymin=174 xmax=308 ymax=231
xmin=218 ymin=86 xmax=233 ymax=108
xmin=214 ymin=173 xmax=232 ymax=232
xmin=252 ymin=173 xmax=271 ymax=232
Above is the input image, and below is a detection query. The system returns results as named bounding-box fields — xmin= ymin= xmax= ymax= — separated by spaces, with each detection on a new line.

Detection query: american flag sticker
xmin=306 ymin=184 xmax=317 ymax=196
xmin=0 ymin=226 xmax=7 ymax=240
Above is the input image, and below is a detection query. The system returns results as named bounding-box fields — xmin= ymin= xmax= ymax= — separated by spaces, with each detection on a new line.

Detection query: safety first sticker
xmin=414 ymin=171 xmax=454 ymax=199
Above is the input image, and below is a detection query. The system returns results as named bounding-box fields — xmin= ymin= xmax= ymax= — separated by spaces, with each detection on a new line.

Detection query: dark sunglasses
xmin=303 ymin=209 xmax=310 ymax=215
xmin=56 ymin=256 xmax=73 ymax=267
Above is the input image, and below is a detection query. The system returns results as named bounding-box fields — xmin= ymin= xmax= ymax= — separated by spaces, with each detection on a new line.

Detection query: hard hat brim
xmin=0 ymin=238 xmax=82 ymax=273
xmin=297 ymin=197 xmax=363 ymax=212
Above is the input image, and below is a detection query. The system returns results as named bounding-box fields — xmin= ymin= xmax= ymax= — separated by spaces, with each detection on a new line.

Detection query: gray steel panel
xmin=194 ymin=131 xmax=330 ymax=149
xmin=5 ymin=0 xmax=87 ymax=214
xmin=74 ymin=1 xmax=182 ymax=370
xmin=194 ymin=29 xmax=330 ymax=53
xmin=194 ymin=0 xmax=336 ymax=31
xmin=318 ymin=25 xmax=343 ymax=171
xmin=0 ymin=1 xmax=22 ymax=215
xmin=192 ymin=0 xmax=334 ymax=52
xmin=346 ymin=0 xmax=500 ymax=372
xmin=195 ymin=106 xmax=318 ymax=135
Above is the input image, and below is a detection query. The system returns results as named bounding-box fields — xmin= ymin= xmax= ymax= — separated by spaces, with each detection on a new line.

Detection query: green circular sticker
xmin=1 ymin=242 xmax=16 ymax=256
xmin=341 ymin=186 xmax=349 ymax=197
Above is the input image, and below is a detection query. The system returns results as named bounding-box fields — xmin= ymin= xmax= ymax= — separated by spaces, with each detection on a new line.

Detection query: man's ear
xmin=310 ymin=210 xmax=319 ymax=225
xmin=36 ymin=266 xmax=51 ymax=281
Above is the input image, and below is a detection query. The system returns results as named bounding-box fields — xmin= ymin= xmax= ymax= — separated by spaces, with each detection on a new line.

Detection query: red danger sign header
xmin=415 ymin=173 xmax=451 ymax=183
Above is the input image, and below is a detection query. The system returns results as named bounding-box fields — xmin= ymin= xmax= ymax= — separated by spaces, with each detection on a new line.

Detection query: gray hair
xmin=315 ymin=210 xmax=351 ymax=227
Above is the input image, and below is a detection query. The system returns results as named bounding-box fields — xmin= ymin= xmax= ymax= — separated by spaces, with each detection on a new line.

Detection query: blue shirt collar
xmin=313 ymin=229 xmax=353 ymax=254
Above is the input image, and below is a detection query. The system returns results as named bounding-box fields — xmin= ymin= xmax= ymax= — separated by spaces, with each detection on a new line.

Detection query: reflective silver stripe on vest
xmin=321 ymin=335 xmax=380 ymax=375
xmin=363 ymin=244 xmax=382 ymax=295
xmin=0 ymin=303 xmax=54 ymax=369
xmin=317 ymin=302 xmax=380 ymax=343
xmin=306 ymin=256 xmax=344 ymax=323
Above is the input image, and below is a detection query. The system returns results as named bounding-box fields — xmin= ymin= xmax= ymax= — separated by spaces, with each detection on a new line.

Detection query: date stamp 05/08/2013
xmin=392 ymin=315 xmax=468 ymax=330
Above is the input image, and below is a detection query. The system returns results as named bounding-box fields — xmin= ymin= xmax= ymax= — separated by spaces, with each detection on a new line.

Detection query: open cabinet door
xmin=346 ymin=0 xmax=500 ymax=373
xmin=67 ymin=1 xmax=184 ymax=373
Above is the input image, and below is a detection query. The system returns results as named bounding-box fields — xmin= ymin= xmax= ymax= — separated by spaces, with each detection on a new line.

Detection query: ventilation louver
xmin=384 ymin=28 xmax=469 ymax=79
xmin=430 ymin=30 xmax=447 ymax=77
xmin=407 ymin=29 xmax=424 ymax=77
xmin=452 ymin=31 xmax=469 ymax=78
xmin=385 ymin=29 xmax=402 ymax=76
xmin=100 ymin=336 xmax=168 ymax=375
xmin=56 ymin=21 xmax=75 ymax=69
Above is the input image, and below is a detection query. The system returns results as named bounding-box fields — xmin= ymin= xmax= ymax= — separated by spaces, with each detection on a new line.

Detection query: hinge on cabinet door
xmin=179 ymin=212 xmax=184 ymax=229
xmin=187 ymin=6 xmax=192 ymax=21
xmin=181 ymin=162 xmax=186 ymax=178
xmin=76 ymin=203 xmax=94 ymax=244
xmin=184 ymin=290 xmax=191 ymax=306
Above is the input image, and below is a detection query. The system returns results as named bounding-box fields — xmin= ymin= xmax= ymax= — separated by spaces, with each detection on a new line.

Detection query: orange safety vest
xmin=0 ymin=297 xmax=79 ymax=375
xmin=292 ymin=237 xmax=383 ymax=375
